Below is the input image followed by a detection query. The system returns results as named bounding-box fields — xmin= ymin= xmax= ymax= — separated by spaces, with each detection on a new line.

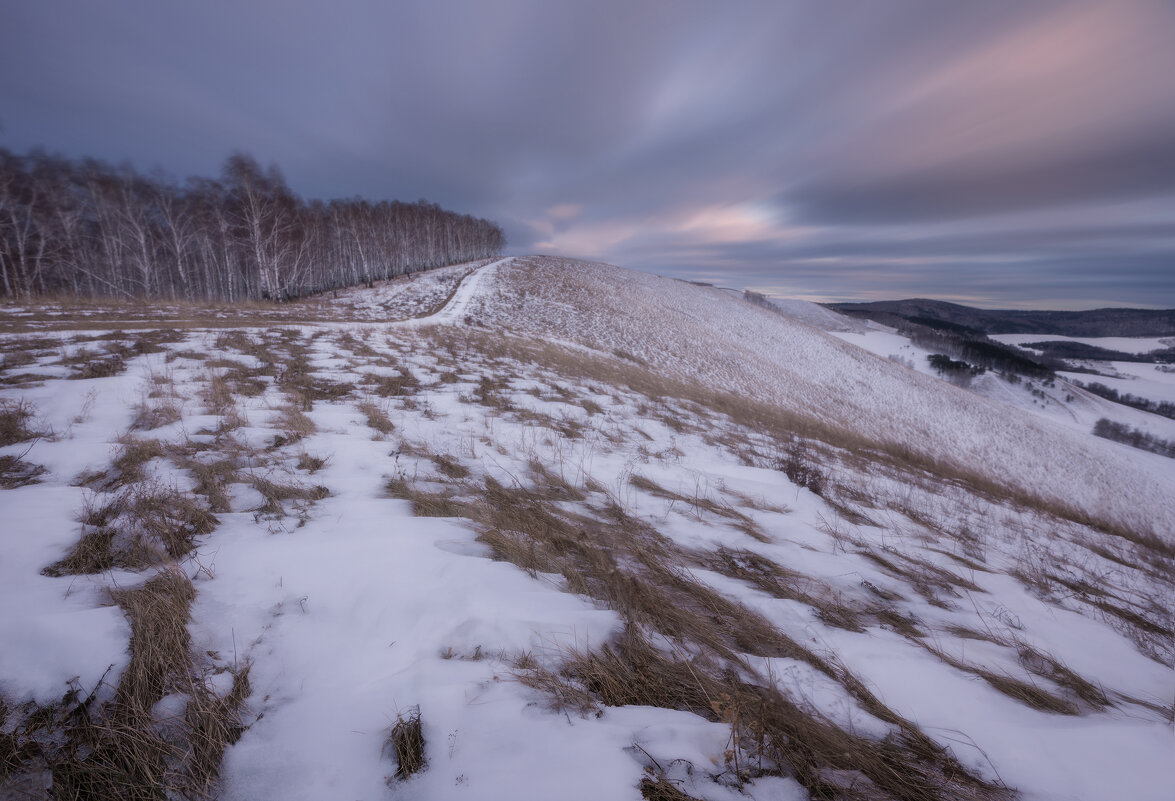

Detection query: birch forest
xmin=0 ymin=149 xmax=506 ymax=301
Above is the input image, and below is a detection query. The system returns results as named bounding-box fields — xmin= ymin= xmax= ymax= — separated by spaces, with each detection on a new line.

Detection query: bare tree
xmin=0 ymin=147 xmax=506 ymax=302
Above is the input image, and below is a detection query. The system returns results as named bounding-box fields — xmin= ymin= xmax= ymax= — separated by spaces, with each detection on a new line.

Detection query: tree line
xmin=1093 ymin=418 xmax=1175 ymax=458
xmin=0 ymin=149 xmax=505 ymax=302
xmin=903 ymin=324 xmax=1056 ymax=380
xmin=1076 ymin=381 xmax=1175 ymax=420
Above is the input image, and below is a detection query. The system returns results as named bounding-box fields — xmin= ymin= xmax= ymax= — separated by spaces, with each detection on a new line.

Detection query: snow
xmin=0 ymin=486 xmax=130 ymax=703
xmin=990 ymin=333 xmax=1174 ymax=356
xmin=0 ymin=257 xmax=1171 ymax=801
xmin=1062 ymin=361 xmax=1175 ymax=405
xmin=763 ymin=297 xmax=870 ymax=333
xmin=456 ymin=257 xmax=1175 ymax=536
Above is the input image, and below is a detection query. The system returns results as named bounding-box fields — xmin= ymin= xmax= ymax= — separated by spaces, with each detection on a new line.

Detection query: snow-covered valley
xmin=1 ymin=257 xmax=1171 ymax=801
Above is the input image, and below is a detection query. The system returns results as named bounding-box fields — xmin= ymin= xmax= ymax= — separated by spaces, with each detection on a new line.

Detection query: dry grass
xmin=45 ymin=568 xmax=195 ymax=800
xmin=858 ymin=548 xmax=980 ymax=606
xmin=179 ymin=455 xmax=240 ymax=514
xmin=526 ymin=460 xmax=587 ymax=502
xmin=580 ymin=397 xmax=605 ymax=416
xmin=130 ymin=396 xmax=183 ymax=432
xmin=702 ymin=547 xmax=865 ymax=632
xmin=109 ymin=438 xmax=167 ymax=485
xmin=0 ymin=398 xmax=38 ymax=446
xmin=385 ymin=477 xmax=468 ymax=518
xmin=274 ymin=403 xmax=317 ymax=444
xmin=424 ymin=326 xmax=1169 ymax=554
xmin=201 ymin=370 xmax=236 ymax=416
xmin=336 ymin=331 xmax=380 ymax=358
xmin=357 ymin=400 xmax=396 ymax=436
xmin=514 ymin=406 xmax=584 ymax=439
xmin=65 ymin=352 xmax=128 ymax=380
xmin=0 ymin=348 xmax=38 ymax=371
xmin=1016 ymin=646 xmax=1109 ymax=710
xmin=379 ymin=467 xmax=1009 ymax=800
xmin=531 ymin=628 xmax=1008 ymax=801
xmin=640 ymin=775 xmax=702 ymax=800
xmin=0 ymin=454 xmax=46 ymax=489
xmin=431 ymin=453 xmax=470 ymax=479
xmin=363 ymin=369 xmax=420 ymax=398
xmin=44 ymin=484 xmax=218 ymax=575
xmin=249 ymin=474 xmax=330 ymax=516
xmin=629 ymin=473 xmax=760 ymax=530
xmin=915 ymin=639 xmax=1078 ymax=715
xmin=384 ymin=706 xmax=426 ymax=781
xmin=184 ymin=667 xmax=252 ymax=793
xmin=467 ymin=374 xmax=514 ymax=412
xmin=5 ymin=567 xmax=255 ymax=799
xmin=774 ymin=440 xmax=827 ymax=496
xmin=296 ymin=452 xmax=329 ymax=473
xmin=274 ymin=338 xmax=354 ymax=410
xmin=112 ymin=569 xmax=198 ymax=711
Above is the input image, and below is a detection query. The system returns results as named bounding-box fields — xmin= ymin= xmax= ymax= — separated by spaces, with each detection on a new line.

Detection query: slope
xmin=459 ymin=256 xmax=1174 ymax=538
xmin=0 ymin=259 xmax=1171 ymax=801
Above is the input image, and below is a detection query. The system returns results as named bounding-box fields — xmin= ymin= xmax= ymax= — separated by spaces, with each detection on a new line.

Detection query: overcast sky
xmin=3 ymin=1 xmax=1173 ymax=308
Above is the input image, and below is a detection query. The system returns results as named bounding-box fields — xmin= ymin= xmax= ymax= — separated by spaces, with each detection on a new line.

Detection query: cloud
xmin=3 ymin=1 xmax=1173 ymax=308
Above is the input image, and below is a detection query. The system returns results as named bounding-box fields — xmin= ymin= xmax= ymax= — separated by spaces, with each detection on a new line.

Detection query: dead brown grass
xmin=274 ymin=403 xmax=317 ymax=444
xmin=364 ymin=368 xmax=420 ymax=398
xmin=44 ymin=484 xmax=218 ymax=575
xmin=384 ymin=706 xmax=426 ymax=781
xmin=536 ymin=627 xmax=1008 ymax=801
xmin=0 ymin=398 xmax=38 ymax=446
xmin=385 ymin=466 xmax=1007 ymax=800
xmin=184 ymin=667 xmax=252 ymax=793
xmin=640 ymin=775 xmax=702 ymax=800
xmin=130 ymin=396 xmax=183 ymax=431
xmin=431 ymin=453 xmax=470 ymax=479
xmin=915 ymin=639 xmax=1078 ymax=715
xmin=514 ymin=406 xmax=584 ymax=439
xmin=385 ymin=477 xmax=468 ymax=518
xmin=424 ymin=326 xmax=1169 ymax=556
xmin=296 ymin=452 xmax=329 ymax=473
xmin=179 ymin=455 xmax=240 ymax=514
xmin=0 ymin=454 xmax=46 ymax=489
xmin=249 ymin=474 xmax=330 ymax=516
xmin=67 ymin=352 xmax=128 ymax=380
xmin=17 ymin=567 xmax=254 ymax=799
xmin=201 ymin=370 xmax=236 ymax=416
xmin=357 ymin=400 xmax=396 ymax=436
xmin=702 ymin=547 xmax=865 ymax=632
xmin=1016 ymin=646 xmax=1109 ymax=710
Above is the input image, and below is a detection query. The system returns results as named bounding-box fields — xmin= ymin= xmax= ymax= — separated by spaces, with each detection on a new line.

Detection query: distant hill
xmin=826 ymin=298 xmax=1175 ymax=337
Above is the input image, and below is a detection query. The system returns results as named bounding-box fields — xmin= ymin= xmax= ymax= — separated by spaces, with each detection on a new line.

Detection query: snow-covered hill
xmin=460 ymin=256 xmax=1174 ymax=536
xmin=0 ymin=257 xmax=1171 ymax=801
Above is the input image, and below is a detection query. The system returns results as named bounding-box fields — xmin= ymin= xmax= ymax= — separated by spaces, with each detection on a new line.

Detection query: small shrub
xmin=0 ymin=399 xmax=37 ymax=446
xmin=775 ymin=441 xmax=826 ymax=496
xmin=68 ymin=354 xmax=127 ymax=380
xmin=296 ymin=452 xmax=328 ymax=473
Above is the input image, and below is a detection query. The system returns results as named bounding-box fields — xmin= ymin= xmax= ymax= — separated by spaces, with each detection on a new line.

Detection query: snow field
xmin=0 ymin=260 xmax=1171 ymax=801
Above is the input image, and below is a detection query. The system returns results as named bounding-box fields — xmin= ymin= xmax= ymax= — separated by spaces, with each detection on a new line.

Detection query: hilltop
xmin=1 ymin=257 xmax=1171 ymax=801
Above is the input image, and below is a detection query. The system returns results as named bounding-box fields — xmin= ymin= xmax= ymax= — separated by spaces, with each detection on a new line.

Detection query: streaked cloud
xmin=3 ymin=1 xmax=1172 ymax=308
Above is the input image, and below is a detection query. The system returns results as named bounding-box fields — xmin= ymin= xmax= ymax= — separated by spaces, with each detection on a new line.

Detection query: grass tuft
xmin=357 ymin=401 xmax=396 ymax=435
xmin=384 ymin=706 xmax=426 ymax=781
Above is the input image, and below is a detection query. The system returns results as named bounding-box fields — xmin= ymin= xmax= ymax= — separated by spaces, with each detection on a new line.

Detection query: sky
xmin=2 ymin=1 xmax=1173 ymax=309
